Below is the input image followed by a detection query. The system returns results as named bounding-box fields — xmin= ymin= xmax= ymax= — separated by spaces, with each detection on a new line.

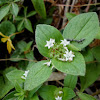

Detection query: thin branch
xmin=9 ymin=30 xmax=24 ymax=37
xmin=70 ymin=0 xmax=76 ymax=12
xmin=0 ymin=58 xmax=37 ymax=62
xmin=85 ymin=0 xmax=92 ymax=12
xmin=55 ymin=3 xmax=100 ymax=7
xmin=62 ymin=0 xmax=71 ymax=26
xmin=86 ymin=61 xmax=98 ymax=64
xmin=56 ymin=80 xmax=64 ymax=86
xmin=92 ymin=90 xmax=100 ymax=96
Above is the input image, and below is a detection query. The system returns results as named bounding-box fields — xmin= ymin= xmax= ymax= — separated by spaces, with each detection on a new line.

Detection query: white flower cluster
xmin=45 ymin=38 xmax=75 ymax=62
xmin=21 ymin=70 xmax=29 ymax=80
xmin=55 ymin=91 xmax=63 ymax=100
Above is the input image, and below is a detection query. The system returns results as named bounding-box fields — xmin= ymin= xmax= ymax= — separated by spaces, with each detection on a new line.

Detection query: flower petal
xmin=1 ymin=37 xmax=8 ymax=43
xmin=7 ymin=40 xmax=12 ymax=54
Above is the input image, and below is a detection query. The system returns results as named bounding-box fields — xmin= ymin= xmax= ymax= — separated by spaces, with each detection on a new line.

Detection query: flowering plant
xmin=1 ymin=12 xmax=100 ymax=100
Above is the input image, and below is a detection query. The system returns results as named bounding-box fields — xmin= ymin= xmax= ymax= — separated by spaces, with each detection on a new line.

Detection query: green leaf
xmin=0 ymin=76 xmax=14 ymax=99
xmin=24 ymin=7 xmax=28 ymax=17
xmin=17 ymin=40 xmax=27 ymax=53
xmin=25 ymin=41 xmax=33 ymax=51
xmin=52 ymin=52 xmax=86 ymax=76
xmin=10 ymin=49 xmax=25 ymax=62
xmin=80 ymin=63 xmax=100 ymax=92
xmin=77 ymin=92 xmax=96 ymax=100
xmin=17 ymin=95 xmax=24 ymax=100
xmin=17 ymin=20 xmax=24 ymax=31
xmin=95 ymin=27 xmax=100 ymax=39
xmin=64 ymin=74 xmax=77 ymax=89
xmin=35 ymin=24 xmax=63 ymax=57
xmin=24 ymin=60 xmax=52 ymax=90
xmin=66 ymin=13 xmax=76 ymax=21
xmin=63 ymin=12 xmax=99 ymax=50
xmin=2 ymin=91 xmax=17 ymax=100
xmin=11 ymin=2 xmax=19 ymax=16
xmin=27 ymin=85 xmax=41 ymax=99
xmin=15 ymin=82 xmax=23 ymax=92
xmin=31 ymin=0 xmax=46 ymax=19
xmin=25 ymin=50 xmax=34 ymax=60
xmin=0 ymin=4 xmax=11 ymax=21
xmin=0 ymin=0 xmax=8 ymax=5
xmin=15 ymin=16 xmax=24 ymax=21
xmin=92 ymin=46 xmax=100 ymax=62
xmin=6 ymin=69 xmax=24 ymax=85
xmin=0 ymin=21 xmax=16 ymax=37
xmin=62 ymin=87 xmax=76 ymax=100
xmin=32 ymin=94 xmax=39 ymax=100
xmin=38 ymin=85 xmax=57 ymax=100
xmin=0 ymin=67 xmax=16 ymax=99
xmin=24 ymin=18 xmax=33 ymax=33
xmin=38 ymin=17 xmax=53 ymax=25
xmin=27 ymin=11 xmax=37 ymax=18
xmin=67 ymin=44 xmax=80 ymax=51
xmin=82 ymin=48 xmax=94 ymax=62
xmin=14 ymin=0 xmax=20 ymax=2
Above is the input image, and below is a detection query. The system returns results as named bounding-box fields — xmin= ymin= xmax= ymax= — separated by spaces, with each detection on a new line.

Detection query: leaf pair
xmin=0 ymin=0 xmax=20 ymax=21
xmin=16 ymin=7 xmax=36 ymax=32
xmin=38 ymin=85 xmax=76 ymax=100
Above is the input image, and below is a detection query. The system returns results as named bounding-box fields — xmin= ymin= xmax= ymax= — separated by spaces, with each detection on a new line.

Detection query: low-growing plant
xmin=0 ymin=11 xmax=100 ymax=100
xmin=0 ymin=0 xmax=100 ymax=100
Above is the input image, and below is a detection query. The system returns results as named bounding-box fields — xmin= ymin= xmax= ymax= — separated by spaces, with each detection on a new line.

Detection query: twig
xmin=85 ymin=0 xmax=92 ymax=12
xmin=92 ymin=90 xmax=100 ymax=96
xmin=56 ymin=80 xmax=64 ymax=86
xmin=9 ymin=30 xmax=24 ymax=37
xmin=62 ymin=0 xmax=71 ymax=26
xmin=70 ymin=0 xmax=76 ymax=12
xmin=55 ymin=3 xmax=100 ymax=7
xmin=59 ymin=22 xmax=68 ymax=31
xmin=0 ymin=58 xmax=37 ymax=62
xmin=94 ymin=0 xmax=97 ymax=4
xmin=86 ymin=61 xmax=98 ymax=64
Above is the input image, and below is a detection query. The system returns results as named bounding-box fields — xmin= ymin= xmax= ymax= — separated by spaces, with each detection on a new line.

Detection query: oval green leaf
xmin=62 ymin=87 xmax=76 ymax=100
xmin=24 ymin=60 xmax=52 ymax=90
xmin=63 ymin=12 xmax=99 ymax=50
xmin=24 ymin=18 xmax=33 ymax=33
xmin=0 ymin=21 xmax=16 ymax=37
xmin=52 ymin=52 xmax=86 ymax=76
xmin=77 ymin=92 xmax=96 ymax=100
xmin=0 ymin=4 xmax=11 ymax=21
xmin=11 ymin=2 xmax=19 ymax=16
xmin=31 ymin=0 xmax=46 ymax=19
xmin=35 ymin=24 xmax=63 ymax=57
xmin=64 ymin=74 xmax=77 ymax=89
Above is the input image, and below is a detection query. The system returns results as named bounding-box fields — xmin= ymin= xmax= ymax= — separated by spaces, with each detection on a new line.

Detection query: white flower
xmin=58 ymin=58 xmax=66 ymax=61
xmin=44 ymin=60 xmax=51 ymax=67
xmin=60 ymin=39 xmax=70 ymax=46
xmin=21 ymin=70 xmax=29 ymax=80
xmin=45 ymin=38 xmax=55 ymax=49
xmin=59 ymin=91 xmax=63 ymax=94
xmin=55 ymin=96 xmax=62 ymax=100
xmin=64 ymin=51 xmax=75 ymax=61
